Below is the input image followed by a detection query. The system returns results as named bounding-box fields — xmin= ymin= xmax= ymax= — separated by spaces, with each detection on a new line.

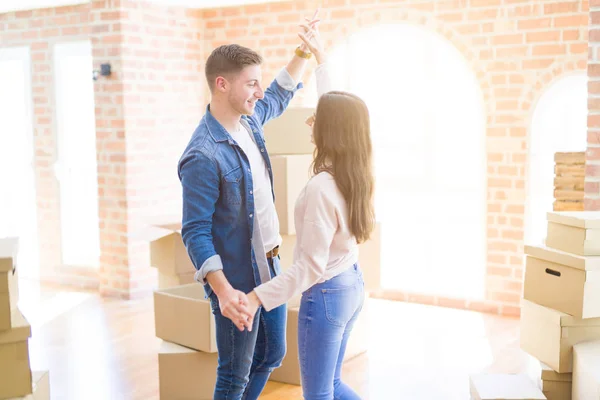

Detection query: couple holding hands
xmin=178 ymin=9 xmax=374 ymax=400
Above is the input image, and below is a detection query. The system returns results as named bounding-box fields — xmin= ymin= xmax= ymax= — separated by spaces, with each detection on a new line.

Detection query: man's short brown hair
xmin=205 ymin=44 xmax=263 ymax=92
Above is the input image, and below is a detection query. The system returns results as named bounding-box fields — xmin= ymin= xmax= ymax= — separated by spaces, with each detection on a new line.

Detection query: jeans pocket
xmin=322 ymin=285 xmax=358 ymax=327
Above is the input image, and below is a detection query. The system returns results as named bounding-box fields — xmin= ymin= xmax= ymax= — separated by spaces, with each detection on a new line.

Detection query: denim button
xmin=249 ymin=213 xmax=253 ymax=218
xmin=260 ymin=148 xmax=265 ymax=153
xmin=249 ymin=190 xmax=253 ymax=195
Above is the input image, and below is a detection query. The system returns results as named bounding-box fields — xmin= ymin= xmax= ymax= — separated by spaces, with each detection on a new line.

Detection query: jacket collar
xmin=204 ymin=104 xmax=252 ymax=142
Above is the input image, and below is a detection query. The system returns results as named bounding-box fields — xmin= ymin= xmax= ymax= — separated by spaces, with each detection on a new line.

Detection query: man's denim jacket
xmin=178 ymin=75 xmax=302 ymax=297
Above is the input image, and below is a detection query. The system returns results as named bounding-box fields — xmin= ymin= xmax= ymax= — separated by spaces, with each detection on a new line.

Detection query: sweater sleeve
xmin=253 ymin=179 xmax=337 ymax=311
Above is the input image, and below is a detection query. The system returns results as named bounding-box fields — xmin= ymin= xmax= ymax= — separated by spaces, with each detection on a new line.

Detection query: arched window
xmin=305 ymin=24 xmax=486 ymax=299
xmin=526 ymin=74 xmax=587 ymax=245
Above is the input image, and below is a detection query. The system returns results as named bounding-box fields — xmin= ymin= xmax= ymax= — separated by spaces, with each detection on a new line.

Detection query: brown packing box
xmin=572 ymin=340 xmax=600 ymax=400
xmin=157 ymin=271 xmax=195 ymax=289
xmin=154 ymin=283 xmax=217 ymax=353
xmin=520 ymin=299 xmax=600 ymax=373
xmin=546 ymin=211 xmax=600 ymax=256
xmin=0 ymin=237 xmax=19 ymax=331
xmin=7 ymin=371 xmax=51 ymax=400
xmin=278 ymin=223 xmax=382 ymax=301
xmin=523 ymin=244 xmax=600 ymax=319
xmin=158 ymin=340 xmax=217 ymax=400
xmin=541 ymin=363 xmax=572 ymax=400
xmin=263 ymin=107 xmax=315 ymax=155
xmin=469 ymin=373 xmax=546 ymax=400
xmin=271 ymin=154 xmax=313 ymax=235
xmin=0 ymin=309 xmax=32 ymax=398
xmin=269 ymin=297 xmax=370 ymax=386
xmin=131 ymin=222 xmax=195 ymax=276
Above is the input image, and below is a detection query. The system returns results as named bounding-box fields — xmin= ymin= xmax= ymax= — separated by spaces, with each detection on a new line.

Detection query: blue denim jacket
xmin=178 ymin=76 xmax=302 ymax=297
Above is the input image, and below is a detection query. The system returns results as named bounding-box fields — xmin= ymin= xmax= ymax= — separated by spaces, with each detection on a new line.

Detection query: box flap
xmin=128 ymin=225 xmax=178 ymax=242
xmin=522 ymin=299 xmax=600 ymax=328
xmin=159 ymin=339 xmax=196 ymax=355
xmin=0 ymin=309 xmax=31 ymax=344
xmin=541 ymin=363 xmax=572 ymax=382
xmin=525 ymin=244 xmax=600 ymax=271
xmin=0 ymin=237 xmax=19 ymax=273
xmin=547 ymin=211 xmax=600 ymax=229
xmin=157 ymin=283 xmax=207 ymax=300
xmin=469 ymin=373 xmax=546 ymax=399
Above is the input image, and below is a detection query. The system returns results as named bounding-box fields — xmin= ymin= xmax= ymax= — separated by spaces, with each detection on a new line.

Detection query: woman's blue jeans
xmin=298 ymin=263 xmax=365 ymax=400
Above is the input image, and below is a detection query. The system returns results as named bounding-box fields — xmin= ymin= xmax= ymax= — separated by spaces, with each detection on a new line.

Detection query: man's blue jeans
xmin=298 ymin=263 xmax=365 ymax=400
xmin=208 ymin=259 xmax=287 ymax=400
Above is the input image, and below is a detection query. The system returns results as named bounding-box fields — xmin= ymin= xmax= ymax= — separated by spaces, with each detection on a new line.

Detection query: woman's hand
xmin=245 ymin=290 xmax=262 ymax=328
xmin=298 ymin=21 xmax=327 ymax=65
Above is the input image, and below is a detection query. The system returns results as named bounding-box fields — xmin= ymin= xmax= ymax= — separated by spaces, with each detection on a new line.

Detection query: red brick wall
xmin=200 ymin=0 xmax=589 ymax=316
xmin=91 ymin=0 xmax=204 ymax=298
xmin=588 ymin=1 xmax=600 ymax=208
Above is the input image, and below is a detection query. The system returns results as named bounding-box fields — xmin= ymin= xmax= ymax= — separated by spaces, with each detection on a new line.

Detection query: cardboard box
xmin=158 ymin=341 xmax=217 ymax=400
xmin=469 ymin=373 xmax=546 ymax=400
xmin=546 ymin=211 xmax=600 ymax=256
xmin=132 ymin=222 xmax=195 ymax=276
xmin=7 ymin=371 xmax=51 ymax=400
xmin=263 ymin=107 xmax=315 ymax=155
xmin=271 ymin=154 xmax=313 ymax=235
xmin=0 ymin=309 xmax=32 ymax=398
xmin=154 ymin=283 xmax=217 ymax=353
xmin=541 ymin=363 xmax=571 ymax=400
xmin=269 ymin=297 xmax=369 ymax=385
xmin=524 ymin=244 xmax=600 ymax=319
xmin=0 ymin=237 xmax=18 ymax=331
xmin=278 ymin=222 xmax=382 ymax=299
xmin=157 ymin=271 xmax=196 ymax=289
xmin=572 ymin=340 xmax=600 ymax=400
xmin=520 ymin=299 xmax=600 ymax=373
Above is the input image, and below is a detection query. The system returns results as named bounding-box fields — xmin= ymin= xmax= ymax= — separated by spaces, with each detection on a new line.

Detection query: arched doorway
xmin=525 ymin=74 xmax=587 ymax=245
xmin=305 ymin=24 xmax=487 ymax=299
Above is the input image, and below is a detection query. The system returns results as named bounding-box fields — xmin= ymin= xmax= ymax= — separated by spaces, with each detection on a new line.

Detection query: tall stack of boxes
xmin=0 ymin=238 xmax=50 ymax=400
xmin=553 ymin=152 xmax=585 ymax=212
xmin=519 ymin=211 xmax=600 ymax=400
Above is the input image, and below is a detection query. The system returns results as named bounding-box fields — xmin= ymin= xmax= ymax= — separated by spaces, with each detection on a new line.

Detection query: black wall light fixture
xmin=93 ymin=63 xmax=112 ymax=81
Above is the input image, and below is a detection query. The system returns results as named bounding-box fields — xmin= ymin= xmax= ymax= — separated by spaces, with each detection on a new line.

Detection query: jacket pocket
xmin=222 ymin=166 xmax=243 ymax=205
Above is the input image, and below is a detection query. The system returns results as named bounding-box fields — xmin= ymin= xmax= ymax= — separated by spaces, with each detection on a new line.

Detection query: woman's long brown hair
xmin=311 ymin=91 xmax=375 ymax=243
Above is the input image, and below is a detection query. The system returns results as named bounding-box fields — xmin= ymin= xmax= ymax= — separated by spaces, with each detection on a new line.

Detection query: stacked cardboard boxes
xmin=0 ymin=238 xmax=50 ymax=400
xmin=519 ymin=211 xmax=600 ymax=400
xmin=154 ymin=283 xmax=218 ymax=399
xmin=553 ymin=152 xmax=585 ymax=212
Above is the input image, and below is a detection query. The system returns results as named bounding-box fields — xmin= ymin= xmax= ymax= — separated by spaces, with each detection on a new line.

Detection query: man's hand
xmin=217 ymin=288 xmax=255 ymax=332
xmin=245 ymin=291 xmax=262 ymax=328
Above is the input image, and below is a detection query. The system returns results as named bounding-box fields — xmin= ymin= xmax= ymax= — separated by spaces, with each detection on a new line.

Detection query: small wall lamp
xmin=93 ymin=63 xmax=112 ymax=81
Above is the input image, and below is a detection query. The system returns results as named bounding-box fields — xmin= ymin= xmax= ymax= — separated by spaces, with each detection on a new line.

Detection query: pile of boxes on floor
xmin=0 ymin=238 xmax=50 ymax=400
xmin=138 ymin=108 xmax=382 ymax=398
xmin=470 ymin=211 xmax=600 ymax=400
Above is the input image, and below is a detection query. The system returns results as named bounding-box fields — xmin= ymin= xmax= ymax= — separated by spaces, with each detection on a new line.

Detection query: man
xmin=177 ymin=18 xmax=324 ymax=400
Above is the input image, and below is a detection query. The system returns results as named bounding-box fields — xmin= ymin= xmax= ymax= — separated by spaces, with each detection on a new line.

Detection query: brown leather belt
xmin=266 ymin=246 xmax=279 ymax=259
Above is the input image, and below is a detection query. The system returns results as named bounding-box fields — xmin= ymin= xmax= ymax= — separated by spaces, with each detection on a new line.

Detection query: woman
xmin=246 ymin=23 xmax=376 ymax=400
